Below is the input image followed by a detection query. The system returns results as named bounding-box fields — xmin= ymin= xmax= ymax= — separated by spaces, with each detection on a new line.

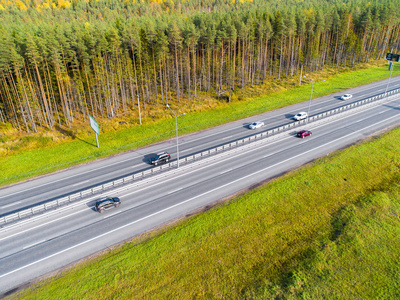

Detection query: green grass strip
xmin=13 ymin=123 xmax=400 ymax=299
xmin=1 ymin=63 xmax=399 ymax=186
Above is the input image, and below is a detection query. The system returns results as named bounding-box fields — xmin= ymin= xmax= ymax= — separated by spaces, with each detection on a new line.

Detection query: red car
xmin=297 ymin=130 xmax=312 ymax=138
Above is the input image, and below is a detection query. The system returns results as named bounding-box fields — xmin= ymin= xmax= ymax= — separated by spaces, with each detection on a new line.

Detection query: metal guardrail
xmin=1 ymin=89 xmax=399 ymax=226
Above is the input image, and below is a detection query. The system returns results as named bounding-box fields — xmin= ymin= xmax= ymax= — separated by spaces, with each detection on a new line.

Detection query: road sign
xmin=386 ymin=53 xmax=400 ymax=62
xmin=89 ymin=115 xmax=100 ymax=135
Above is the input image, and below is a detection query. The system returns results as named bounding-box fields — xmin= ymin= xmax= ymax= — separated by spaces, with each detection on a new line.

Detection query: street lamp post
xmin=384 ymin=62 xmax=395 ymax=100
xmin=307 ymin=80 xmax=314 ymax=123
xmin=303 ymin=76 xmax=325 ymax=123
xmin=166 ymin=104 xmax=185 ymax=168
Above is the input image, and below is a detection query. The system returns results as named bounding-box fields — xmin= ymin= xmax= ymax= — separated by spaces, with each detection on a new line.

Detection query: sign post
xmin=384 ymin=53 xmax=399 ymax=100
xmin=89 ymin=115 xmax=100 ymax=148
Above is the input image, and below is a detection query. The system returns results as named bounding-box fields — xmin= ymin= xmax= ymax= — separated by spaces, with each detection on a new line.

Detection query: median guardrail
xmin=1 ymin=89 xmax=399 ymax=226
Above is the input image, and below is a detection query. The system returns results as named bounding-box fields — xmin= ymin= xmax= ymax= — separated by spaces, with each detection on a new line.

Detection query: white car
xmin=248 ymin=121 xmax=264 ymax=130
xmin=293 ymin=112 xmax=308 ymax=121
xmin=340 ymin=94 xmax=352 ymax=100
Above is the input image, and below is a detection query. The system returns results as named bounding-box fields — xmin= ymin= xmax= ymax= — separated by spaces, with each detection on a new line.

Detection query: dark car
xmin=151 ymin=152 xmax=171 ymax=165
xmin=95 ymin=197 xmax=121 ymax=213
xmin=297 ymin=130 xmax=312 ymax=138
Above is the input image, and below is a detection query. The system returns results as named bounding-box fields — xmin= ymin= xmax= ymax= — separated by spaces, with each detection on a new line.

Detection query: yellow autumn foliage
xmin=57 ymin=0 xmax=71 ymax=9
xmin=15 ymin=0 xmax=28 ymax=10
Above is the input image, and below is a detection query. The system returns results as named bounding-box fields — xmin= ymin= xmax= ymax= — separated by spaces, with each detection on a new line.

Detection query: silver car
xmin=248 ymin=121 xmax=264 ymax=130
xmin=340 ymin=94 xmax=352 ymax=100
xmin=293 ymin=112 xmax=308 ymax=121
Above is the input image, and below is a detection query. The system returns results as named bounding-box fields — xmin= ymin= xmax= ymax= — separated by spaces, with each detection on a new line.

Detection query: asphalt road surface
xmin=1 ymin=77 xmax=400 ymax=294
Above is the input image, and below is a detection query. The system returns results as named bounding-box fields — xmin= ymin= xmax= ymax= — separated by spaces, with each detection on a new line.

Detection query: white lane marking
xmin=1 ymin=110 xmax=399 ymax=279
xmin=0 ymin=157 xmax=145 ymax=199
xmin=23 ymin=240 xmax=45 ymax=250
xmin=222 ymin=136 xmax=233 ymax=139
xmin=181 ymin=148 xmax=193 ymax=152
xmin=1 ymin=201 xmax=21 ymax=209
xmin=124 ymin=106 xmax=400 ymax=201
xmin=102 ymin=211 xmax=120 ymax=219
xmin=0 ymin=209 xmax=86 ymax=242
xmin=168 ymin=188 xmax=182 ymax=195
xmin=72 ymin=180 xmax=90 ymax=187
xmin=2 ymin=97 xmax=399 ymax=237
xmin=0 ymin=97 xmax=397 ymax=243
xmin=220 ymin=169 xmax=233 ymax=175
xmin=123 ymin=102 xmax=400 ymax=199
xmin=2 ymin=83 xmax=399 ymax=200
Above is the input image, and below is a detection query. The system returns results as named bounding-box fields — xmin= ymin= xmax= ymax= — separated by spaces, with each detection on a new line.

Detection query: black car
xmin=150 ymin=152 xmax=171 ymax=165
xmin=95 ymin=197 xmax=121 ymax=213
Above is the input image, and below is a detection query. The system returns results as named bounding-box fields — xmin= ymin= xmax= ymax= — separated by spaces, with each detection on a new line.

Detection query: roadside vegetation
xmin=2 ymin=0 xmax=400 ymax=186
xmin=11 ymin=120 xmax=400 ymax=299
xmin=1 ymin=61 xmax=398 ymax=186
xmin=2 ymin=0 xmax=399 ymax=134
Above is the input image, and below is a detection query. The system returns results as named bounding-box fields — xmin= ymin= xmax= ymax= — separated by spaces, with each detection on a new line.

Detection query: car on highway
xmin=297 ymin=130 xmax=312 ymax=138
xmin=95 ymin=197 xmax=121 ymax=213
xmin=151 ymin=151 xmax=171 ymax=165
xmin=248 ymin=121 xmax=264 ymax=130
xmin=293 ymin=112 xmax=308 ymax=121
xmin=340 ymin=94 xmax=352 ymax=100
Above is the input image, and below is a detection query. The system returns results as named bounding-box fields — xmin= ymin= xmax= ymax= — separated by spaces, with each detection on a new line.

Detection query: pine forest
xmin=0 ymin=0 xmax=400 ymax=132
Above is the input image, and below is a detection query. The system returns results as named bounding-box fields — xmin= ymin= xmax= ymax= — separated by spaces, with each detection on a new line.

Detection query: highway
xmin=1 ymin=76 xmax=400 ymax=215
xmin=1 ymin=76 xmax=400 ymax=294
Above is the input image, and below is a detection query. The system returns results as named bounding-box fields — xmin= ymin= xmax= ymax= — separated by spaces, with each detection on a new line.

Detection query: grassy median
xmin=1 ymin=61 xmax=399 ymax=186
xmin=11 ymin=121 xmax=400 ymax=299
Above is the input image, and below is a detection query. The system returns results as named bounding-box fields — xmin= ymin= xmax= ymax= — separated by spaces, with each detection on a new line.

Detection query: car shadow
xmin=144 ymin=153 xmax=157 ymax=164
xmin=242 ymin=123 xmax=252 ymax=129
xmin=285 ymin=113 xmax=295 ymax=120
xmin=290 ymin=131 xmax=299 ymax=137
xmin=334 ymin=96 xmax=344 ymax=100
xmin=87 ymin=198 xmax=102 ymax=212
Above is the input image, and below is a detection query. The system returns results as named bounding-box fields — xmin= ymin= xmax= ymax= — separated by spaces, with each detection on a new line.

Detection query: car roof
xmin=297 ymin=112 xmax=307 ymax=115
xmin=106 ymin=197 xmax=119 ymax=201
xmin=97 ymin=199 xmax=112 ymax=205
xmin=97 ymin=197 xmax=119 ymax=203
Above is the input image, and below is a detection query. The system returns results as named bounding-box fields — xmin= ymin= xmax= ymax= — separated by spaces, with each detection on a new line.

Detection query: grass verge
xmin=1 ymin=61 xmax=399 ymax=186
xmin=10 ymin=125 xmax=400 ymax=299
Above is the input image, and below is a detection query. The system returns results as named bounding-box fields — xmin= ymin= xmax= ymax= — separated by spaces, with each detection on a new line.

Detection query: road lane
xmin=1 ymin=94 xmax=400 ymax=293
xmin=1 ymin=76 xmax=400 ymax=215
